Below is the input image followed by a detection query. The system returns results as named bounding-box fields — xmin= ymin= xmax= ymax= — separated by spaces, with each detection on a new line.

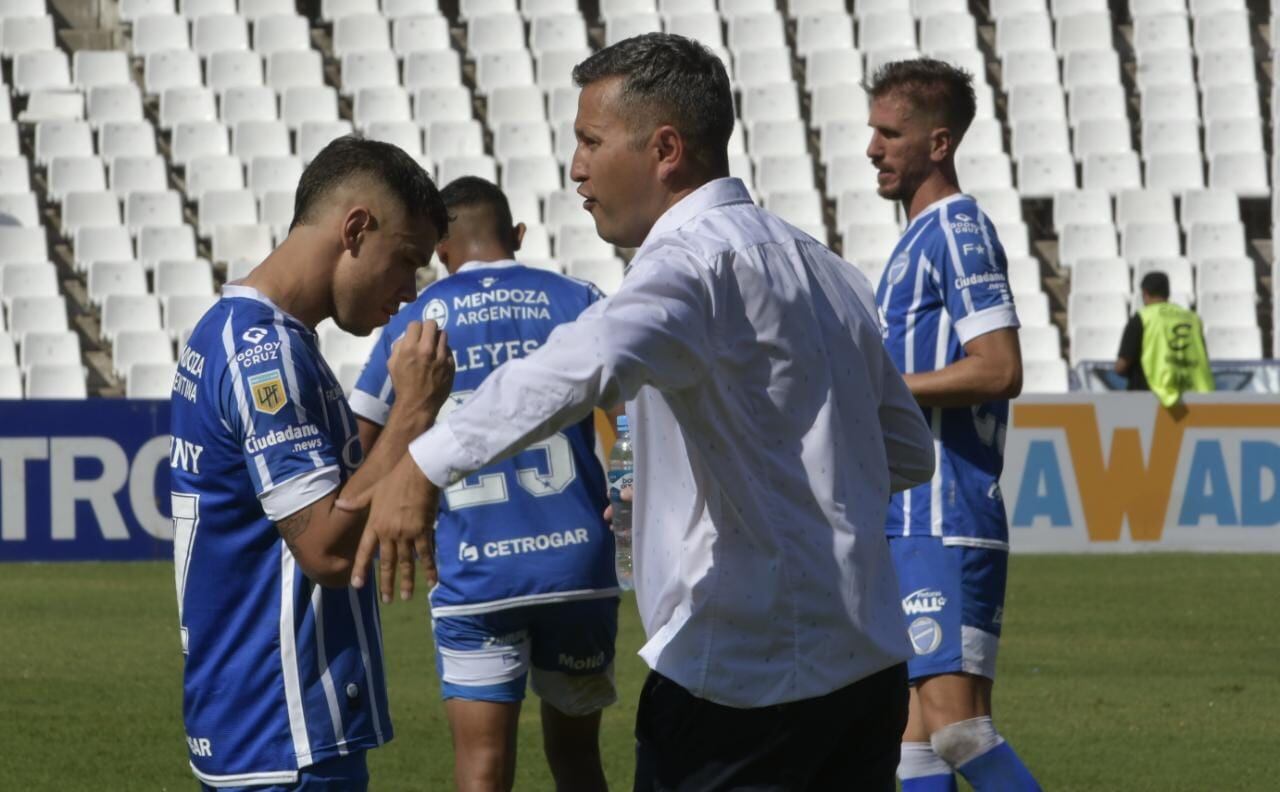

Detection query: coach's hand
xmin=341 ymin=454 xmax=441 ymax=602
xmin=388 ymin=319 xmax=455 ymax=419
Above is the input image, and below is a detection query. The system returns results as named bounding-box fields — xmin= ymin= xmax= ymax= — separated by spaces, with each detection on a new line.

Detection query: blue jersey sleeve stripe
xmin=222 ymin=310 xmax=253 ymax=432
xmin=254 ymin=453 xmax=274 ymax=489
xmin=273 ymin=314 xmax=310 ymax=426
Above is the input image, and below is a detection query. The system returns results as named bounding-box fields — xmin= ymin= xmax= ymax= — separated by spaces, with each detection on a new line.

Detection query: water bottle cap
xmin=616 ymin=415 xmax=628 ymax=432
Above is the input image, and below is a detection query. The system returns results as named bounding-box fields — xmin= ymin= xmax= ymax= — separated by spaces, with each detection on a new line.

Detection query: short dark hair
xmin=868 ymin=58 xmax=978 ymax=139
xmin=572 ymin=32 xmax=734 ymax=172
xmin=290 ymin=136 xmax=448 ymax=238
xmin=1141 ymin=271 xmax=1171 ymax=299
xmin=439 ymin=176 xmax=517 ymax=251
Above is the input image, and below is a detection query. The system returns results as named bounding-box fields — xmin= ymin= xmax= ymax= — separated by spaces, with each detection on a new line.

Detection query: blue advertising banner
xmin=0 ymin=400 xmax=172 ymax=561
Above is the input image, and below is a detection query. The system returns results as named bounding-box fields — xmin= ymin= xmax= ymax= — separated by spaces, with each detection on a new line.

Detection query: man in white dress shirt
xmin=343 ymin=33 xmax=936 ymax=790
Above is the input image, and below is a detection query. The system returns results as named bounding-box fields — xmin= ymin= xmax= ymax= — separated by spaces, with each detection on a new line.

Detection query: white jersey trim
xmin=260 ymin=466 xmax=340 ymax=522
xmin=429 ymin=586 xmax=622 ymax=618
xmin=348 ymin=389 xmax=390 ymax=427
xmin=347 ymin=587 xmax=387 ymax=746
xmin=279 ymin=544 xmax=314 ymax=767
xmin=941 ymin=536 xmax=1010 ymax=551
xmin=310 ymin=583 xmax=350 ymax=757
xmin=190 ymin=764 xmax=298 ymax=788
xmin=953 ymin=303 xmax=1019 ymax=347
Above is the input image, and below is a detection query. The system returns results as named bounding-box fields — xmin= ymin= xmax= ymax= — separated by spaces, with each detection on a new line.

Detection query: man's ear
xmin=341 ymin=206 xmax=373 ymax=255
xmin=653 ymin=124 xmax=684 ymax=180
xmin=511 ymin=222 xmax=526 ymax=253
xmin=930 ymin=127 xmax=954 ymax=163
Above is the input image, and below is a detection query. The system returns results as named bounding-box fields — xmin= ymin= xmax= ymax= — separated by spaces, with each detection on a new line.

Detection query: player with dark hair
xmin=350 ymin=176 xmax=618 ymax=792
xmin=867 ymin=60 xmax=1041 ymax=791
xmin=170 ymin=136 xmax=454 ymax=791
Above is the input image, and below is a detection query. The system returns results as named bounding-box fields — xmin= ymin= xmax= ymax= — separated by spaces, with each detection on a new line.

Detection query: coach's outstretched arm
xmin=275 ymin=321 xmax=453 ymax=588
xmin=341 ymin=247 xmax=712 ymax=602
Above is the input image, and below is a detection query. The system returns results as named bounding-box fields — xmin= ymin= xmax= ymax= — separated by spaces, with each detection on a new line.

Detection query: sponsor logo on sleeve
xmin=242 ymin=327 xmax=268 ymax=344
xmin=908 ymin=616 xmax=943 ymax=655
xmin=248 ymin=370 xmax=288 ymax=415
xmin=887 ymin=251 xmax=911 ymax=285
xmin=902 ymin=587 xmax=947 ymax=615
xmin=423 ymin=298 xmax=449 ymax=329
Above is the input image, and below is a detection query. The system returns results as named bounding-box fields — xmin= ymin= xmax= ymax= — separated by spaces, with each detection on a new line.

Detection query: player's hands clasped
xmin=388 ymin=319 xmax=455 ymax=418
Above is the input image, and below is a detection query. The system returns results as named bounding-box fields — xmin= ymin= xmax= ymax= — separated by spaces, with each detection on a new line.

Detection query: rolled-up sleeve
xmin=410 ymin=245 xmax=714 ymax=487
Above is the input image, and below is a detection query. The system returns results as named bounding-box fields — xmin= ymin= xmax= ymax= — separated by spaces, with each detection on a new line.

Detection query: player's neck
xmin=903 ymin=169 xmax=962 ymax=222
xmin=239 ymin=240 xmax=332 ymax=330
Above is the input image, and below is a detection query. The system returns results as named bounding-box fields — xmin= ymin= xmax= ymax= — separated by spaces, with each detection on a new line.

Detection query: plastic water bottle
xmin=608 ymin=415 xmax=634 ymax=591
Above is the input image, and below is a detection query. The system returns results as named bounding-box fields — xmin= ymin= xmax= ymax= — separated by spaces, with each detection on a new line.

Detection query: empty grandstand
xmin=0 ymin=0 xmax=1273 ymax=399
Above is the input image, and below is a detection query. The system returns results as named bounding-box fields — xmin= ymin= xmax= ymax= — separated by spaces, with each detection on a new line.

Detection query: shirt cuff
xmin=954 ymin=303 xmax=1020 ymax=346
xmin=260 ymin=466 xmax=340 ymax=522
xmin=347 ymin=389 xmax=390 ymax=426
xmin=408 ymin=421 xmax=472 ymax=489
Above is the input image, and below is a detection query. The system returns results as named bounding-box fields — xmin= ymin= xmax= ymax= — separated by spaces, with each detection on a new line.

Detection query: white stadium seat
xmin=138 ymin=224 xmax=198 ymax=270
xmin=127 ymin=361 xmax=179 ymax=398
xmin=267 ymin=50 xmax=324 ymax=93
xmin=110 ymin=155 xmax=169 ymax=200
xmin=101 ymin=293 xmax=163 ymax=343
xmin=113 ymin=330 xmax=175 ymax=379
xmin=87 ymin=259 xmax=148 ymax=306
xmin=74 ymin=226 xmax=134 ymax=273
xmin=26 ymin=364 xmax=87 ymax=398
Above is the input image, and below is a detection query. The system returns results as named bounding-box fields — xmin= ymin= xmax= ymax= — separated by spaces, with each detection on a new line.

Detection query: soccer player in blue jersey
xmin=350 ymin=177 xmax=618 ymax=792
xmin=866 ymin=60 xmax=1041 ymax=791
xmin=169 ymin=137 xmax=454 ymax=791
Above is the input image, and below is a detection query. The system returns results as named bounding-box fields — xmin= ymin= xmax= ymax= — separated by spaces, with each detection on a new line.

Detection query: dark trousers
xmin=633 ymin=662 xmax=908 ymax=792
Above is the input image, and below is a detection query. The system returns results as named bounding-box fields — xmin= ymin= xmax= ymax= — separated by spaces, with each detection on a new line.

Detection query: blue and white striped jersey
xmin=350 ymin=260 xmax=618 ymax=617
xmin=875 ymin=195 xmax=1020 ymax=545
xmin=170 ymin=284 xmax=391 ymax=788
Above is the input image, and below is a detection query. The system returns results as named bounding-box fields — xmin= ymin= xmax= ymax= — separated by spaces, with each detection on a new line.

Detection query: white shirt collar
xmin=640 ymin=177 xmax=754 ymax=249
xmin=222 ymin=283 xmax=311 ymax=331
xmin=456 ymin=258 xmax=522 ymax=274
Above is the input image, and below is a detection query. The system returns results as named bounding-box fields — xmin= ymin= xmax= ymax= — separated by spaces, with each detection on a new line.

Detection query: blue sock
xmin=956 ymin=741 xmax=1041 ymax=792
xmin=899 ymin=742 xmax=958 ymax=792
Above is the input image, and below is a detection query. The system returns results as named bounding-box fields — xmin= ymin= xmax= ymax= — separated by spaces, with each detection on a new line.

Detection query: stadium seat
xmin=48 ymin=156 xmax=106 ymax=203
xmin=796 ymin=13 xmax=856 ymax=58
xmin=426 ymin=120 xmax=485 ymax=162
xmin=35 ymin=120 xmax=93 ymax=167
xmin=132 ymin=14 xmax=191 ymax=57
xmin=212 ymin=223 xmax=272 ymax=264
xmin=1011 ymin=119 xmax=1070 ymax=160
xmin=1180 ymin=189 xmax=1240 ymax=230
xmin=320 ymin=324 xmax=378 ymax=369
xmin=820 ymin=120 xmax=874 ymax=164
xmin=267 ymin=50 xmax=324 ymax=95
xmin=220 ymin=86 xmax=278 ymax=127
xmin=297 ymin=121 xmax=355 ymax=164
xmin=120 ymin=0 xmax=174 ymax=22
xmin=247 ymin=156 xmax=304 ymax=199
xmin=334 ymin=14 xmax=391 ymax=59
xmin=1203 ymin=83 xmax=1262 ymax=122
xmin=21 ymin=332 xmax=83 ymax=378
xmin=193 ymin=14 xmax=250 ymax=57
xmin=0 ymin=155 xmax=30 ymax=194
xmin=1008 ymin=84 xmax=1066 ymax=124
xmin=61 ymin=191 xmax=122 ymax=238
xmin=154 ymin=258 xmax=215 ymax=302
xmin=995 ymin=13 xmax=1053 ymax=57
xmin=1114 ymin=189 xmax=1175 ymax=228
xmin=1141 ymin=84 xmax=1201 ymax=124
xmin=322 ymin=0 xmax=380 ymax=19
xmin=365 ymin=121 xmax=424 ymax=158
xmin=1083 ymin=152 xmax=1142 ymax=194
xmin=340 ymin=51 xmax=400 ymax=96
xmin=0 ymin=122 xmax=17 ymax=157
xmin=566 ymin=258 xmax=625 ymax=294
xmin=1075 ymin=119 xmax=1134 ymax=161
xmin=414 ymin=86 xmax=475 ymax=127
xmin=113 ymin=330 xmax=175 ymax=379
xmin=99 ymin=293 xmax=163 ymax=344
xmin=842 ymin=223 xmax=901 ymax=262
xmin=1014 ymin=291 xmax=1051 ymax=326
xmin=109 ymin=155 xmax=169 ymax=201
xmin=1022 ymin=358 xmax=1070 ymax=393
xmin=277 ymin=86 xmax=339 ymax=133
xmin=253 ymin=13 xmax=311 ymax=57
xmin=1197 ymin=48 xmax=1255 ymax=89
xmin=172 ymin=121 xmax=231 ymax=167
xmin=734 ymin=48 xmax=792 ymax=89
xmin=1208 ymin=152 xmax=1268 ymax=198
xmin=25 ymin=364 xmax=87 ymax=399
xmin=1135 ymin=48 xmax=1196 ymax=91
xmin=232 ymin=120 xmax=291 ymax=162
xmin=1141 ymin=118 xmax=1200 ymax=160
xmin=8 ymin=295 xmax=69 ymax=339
xmin=0 ymin=226 xmax=49 ymax=265
xmin=1133 ymin=14 xmax=1192 ymax=54
xmin=809 ymin=84 xmax=869 ymax=128
xmin=393 ymin=14 xmax=451 ymax=55
xmin=354 ymin=86 xmax=412 ymax=132
xmin=87 ymin=259 xmax=148 ymax=306
xmin=198 ymin=189 xmax=258 ymax=239
xmin=137 ymin=225 xmax=198 ymax=270
xmin=1019 ymin=324 xmax=1063 ymax=363
xmin=127 ymin=361 xmax=179 ymax=398
xmin=1063 ymin=49 xmax=1121 ymax=90
xmin=125 ymin=191 xmax=184 ymax=236
xmin=164 ymin=292 xmax=218 ymax=340
xmin=1068 ymin=323 xmax=1123 ymax=365
xmin=1197 ymin=290 xmax=1256 ymax=327
xmin=1126 ymin=222 xmax=1182 ymax=263
xmin=764 ymin=190 xmax=824 ymax=226
xmin=73 ymin=50 xmax=132 ymax=91
xmin=858 ymin=11 xmax=917 ymax=53
xmin=185 ymin=154 xmax=245 ymax=204
xmin=1206 ymin=118 xmax=1265 ymax=157
xmin=1001 ymin=50 xmax=1060 ymax=92
xmin=404 ymin=49 xmax=463 ymax=91
xmin=494 ymin=121 xmax=554 ymax=165
xmin=1186 ymin=221 xmax=1247 ymax=261
xmin=10 ymin=48 xmax=69 ymax=96
xmin=159 ymin=88 xmax=218 ymax=132
xmin=1059 ymin=223 xmax=1118 ymax=266
xmin=1204 ymin=324 xmax=1262 ymax=359
xmin=1145 ymin=152 xmax=1205 ymax=192
xmin=806 ymin=49 xmax=863 ymax=92
xmin=1 ymin=263 xmax=58 ymax=311
xmin=74 ymin=226 xmax=134 ymax=273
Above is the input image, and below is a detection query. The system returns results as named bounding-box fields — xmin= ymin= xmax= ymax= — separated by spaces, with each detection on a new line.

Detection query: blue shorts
xmin=887 ymin=536 xmax=1007 ymax=683
xmin=197 ymin=751 xmax=367 ymax=791
xmin=432 ymin=596 xmax=619 ymax=717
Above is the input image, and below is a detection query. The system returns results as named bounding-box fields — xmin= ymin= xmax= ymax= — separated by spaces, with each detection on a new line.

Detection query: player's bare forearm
xmin=905 ymin=328 xmax=1023 ymax=408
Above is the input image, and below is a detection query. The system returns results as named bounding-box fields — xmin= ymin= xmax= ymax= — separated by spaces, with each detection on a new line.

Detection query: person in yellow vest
xmin=1114 ymin=271 xmax=1215 ymax=407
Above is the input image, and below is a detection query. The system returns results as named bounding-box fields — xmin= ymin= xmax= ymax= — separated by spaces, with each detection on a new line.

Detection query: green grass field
xmin=1 ymin=555 xmax=1277 ymax=791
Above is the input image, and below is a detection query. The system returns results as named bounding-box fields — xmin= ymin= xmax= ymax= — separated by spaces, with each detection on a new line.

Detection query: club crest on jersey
xmin=887 ymin=252 xmax=910 ymax=285
xmin=908 ymin=616 xmax=942 ymax=655
xmin=480 ymin=277 xmax=498 ymax=288
xmin=248 ymin=370 xmax=288 ymax=415
xmin=423 ymin=297 xmax=449 ymax=329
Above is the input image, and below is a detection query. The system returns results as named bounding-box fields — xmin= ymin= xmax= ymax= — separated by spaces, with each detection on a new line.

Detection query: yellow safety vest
xmin=1138 ymin=302 xmax=1214 ymax=407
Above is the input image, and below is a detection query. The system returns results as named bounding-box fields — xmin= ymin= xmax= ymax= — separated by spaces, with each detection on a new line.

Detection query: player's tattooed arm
xmin=277 ymin=505 xmax=315 ymax=554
